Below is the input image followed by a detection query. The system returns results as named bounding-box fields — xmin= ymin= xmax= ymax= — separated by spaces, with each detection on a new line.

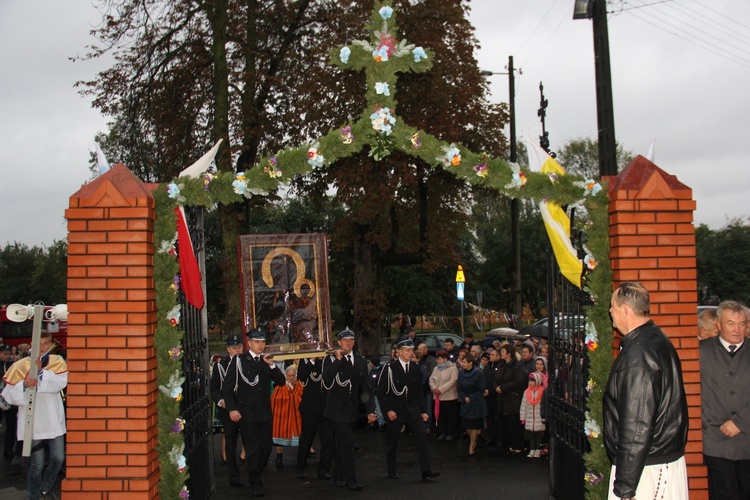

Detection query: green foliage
xmin=696 ymin=219 xmax=750 ymax=304
xmin=555 ymin=137 xmax=634 ymax=179
xmin=0 ymin=241 xmax=67 ymax=306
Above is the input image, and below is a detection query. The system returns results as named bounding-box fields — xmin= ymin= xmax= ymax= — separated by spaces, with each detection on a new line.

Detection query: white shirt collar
xmin=718 ymin=336 xmax=744 ymax=352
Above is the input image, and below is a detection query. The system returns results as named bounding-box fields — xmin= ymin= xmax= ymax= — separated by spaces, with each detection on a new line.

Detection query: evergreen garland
xmin=151 ymin=2 xmax=614 ymax=497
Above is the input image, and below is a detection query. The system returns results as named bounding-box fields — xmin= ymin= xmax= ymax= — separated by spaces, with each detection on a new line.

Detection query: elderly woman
xmin=494 ymin=344 xmax=528 ymax=455
xmin=457 ymin=354 xmax=487 ymax=455
xmin=429 ymin=350 xmax=459 ymax=441
xmin=271 ymin=364 xmax=304 ymax=468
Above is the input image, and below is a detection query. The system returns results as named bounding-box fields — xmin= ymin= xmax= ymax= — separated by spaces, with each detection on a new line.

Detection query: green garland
xmin=152 ymin=1 xmax=613 ymax=497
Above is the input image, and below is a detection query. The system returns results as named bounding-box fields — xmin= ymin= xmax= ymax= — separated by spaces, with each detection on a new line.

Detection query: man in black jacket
xmin=296 ymin=354 xmax=335 ymax=480
xmin=209 ymin=333 xmax=245 ymax=487
xmin=223 ymin=328 xmax=286 ymax=497
xmin=323 ymin=329 xmax=377 ymax=491
xmin=377 ymin=337 xmax=440 ymax=481
xmin=603 ymin=282 xmax=688 ymax=500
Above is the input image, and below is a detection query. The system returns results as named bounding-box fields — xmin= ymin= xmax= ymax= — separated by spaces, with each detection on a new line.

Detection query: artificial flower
xmin=168 ymin=347 xmax=182 ymax=360
xmin=585 ymin=472 xmax=604 ymax=486
xmin=585 ymin=179 xmax=602 ymax=196
xmin=340 ymin=126 xmax=354 ymax=144
xmin=584 ymin=254 xmax=597 ymax=271
xmin=474 ymin=164 xmax=488 ymax=178
xmin=171 ymin=418 xmax=185 ymax=433
xmin=177 ymin=455 xmax=187 ymax=473
xmin=370 ymin=107 xmax=396 ymax=135
xmin=232 ymin=173 xmax=247 ymax=195
xmin=440 ymin=145 xmax=461 ymax=167
xmin=167 ymin=183 xmax=181 ymax=199
xmin=413 ymin=46 xmax=427 ymax=62
xmin=373 ymin=45 xmax=389 ymax=62
xmin=263 ymin=157 xmax=282 ymax=178
xmin=410 ymin=132 xmax=421 ymax=149
xmin=379 ymin=5 xmax=393 ymax=20
xmin=586 ymin=378 xmax=597 ymax=393
xmin=179 ymin=487 xmax=190 ymax=499
xmin=584 ymin=412 xmax=600 ymax=439
xmin=202 ymin=173 xmax=214 ymax=191
xmin=308 ymin=147 xmax=325 ymax=167
xmin=340 ymin=46 xmax=351 ymax=64
xmin=375 ymin=82 xmax=390 ymax=96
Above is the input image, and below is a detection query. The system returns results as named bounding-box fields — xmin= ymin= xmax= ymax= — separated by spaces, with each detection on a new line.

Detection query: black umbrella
xmin=518 ymin=323 xmax=549 ymax=339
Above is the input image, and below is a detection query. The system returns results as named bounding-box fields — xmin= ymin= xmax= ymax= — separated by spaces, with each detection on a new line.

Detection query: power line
xmin=623 ymin=7 xmax=750 ymax=69
xmin=685 ymin=0 xmax=750 ymax=33
xmin=666 ymin=1 xmax=750 ymax=47
xmin=515 ymin=0 xmax=561 ymax=57
xmin=523 ymin=5 xmax=572 ymax=66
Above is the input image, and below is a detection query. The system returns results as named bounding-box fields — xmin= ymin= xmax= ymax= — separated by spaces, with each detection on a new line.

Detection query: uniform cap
xmin=247 ymin=328 xmax=266 ymax=340
xmin=336 ymin=328 xmax=355 ymax=340
xmin=226 ymin=334 xmax=243 ymax=346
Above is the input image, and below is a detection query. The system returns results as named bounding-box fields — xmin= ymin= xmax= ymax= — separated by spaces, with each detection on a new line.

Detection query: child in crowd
xmin=519 ymin=372 xmax=545 ymax=458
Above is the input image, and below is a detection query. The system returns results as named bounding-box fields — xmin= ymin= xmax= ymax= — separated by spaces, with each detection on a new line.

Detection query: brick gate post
xmin=63 ymin=164 xmax=159 ymax=498
xmin=607 ymin=155 xmax=706 ymax=498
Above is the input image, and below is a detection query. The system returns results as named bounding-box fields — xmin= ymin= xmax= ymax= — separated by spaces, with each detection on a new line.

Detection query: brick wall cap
xmin=608 ymin=155 xmax=691 ymax=193
xmin=70 ymin=164 xmax=154 ymax=206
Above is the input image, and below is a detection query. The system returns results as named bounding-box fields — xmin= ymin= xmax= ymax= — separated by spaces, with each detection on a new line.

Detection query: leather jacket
xmin=603 ymin=320 xmax=688 ymax=499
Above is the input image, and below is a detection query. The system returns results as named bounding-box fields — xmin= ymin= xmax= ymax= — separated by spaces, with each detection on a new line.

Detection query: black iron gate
xmin=547 ymin=249 xmax=591 ymax=499
xmin=179 ymin=207 xmax=215 ymax=499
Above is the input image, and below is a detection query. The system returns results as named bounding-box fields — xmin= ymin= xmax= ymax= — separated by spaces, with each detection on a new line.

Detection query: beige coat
xmin=429 ymin=363 xmax=458 ymax=402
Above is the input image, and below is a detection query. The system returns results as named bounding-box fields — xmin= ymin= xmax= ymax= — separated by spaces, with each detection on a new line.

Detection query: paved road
xmin=209 ymin=425 xmax=551 ymax=499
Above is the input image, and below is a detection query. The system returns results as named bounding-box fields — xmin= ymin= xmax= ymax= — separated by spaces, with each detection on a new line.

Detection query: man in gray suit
xmin=701 ymin=300 xmax=750 ymax=499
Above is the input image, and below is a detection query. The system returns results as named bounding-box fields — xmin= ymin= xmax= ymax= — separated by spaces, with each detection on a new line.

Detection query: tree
xmin=0 ymin=241 xmax=67 ymax=306
xmin=555 ymin=137 xmax=634 ymax=179
xmin=696 ymin=219 xmax=750 ymax=305
xmin=83 ymin=0 xmax=508 ymax=354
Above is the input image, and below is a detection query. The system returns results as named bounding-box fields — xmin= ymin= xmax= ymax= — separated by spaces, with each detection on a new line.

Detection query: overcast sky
xmin=1 ymin=0 xmax=749 ymax=247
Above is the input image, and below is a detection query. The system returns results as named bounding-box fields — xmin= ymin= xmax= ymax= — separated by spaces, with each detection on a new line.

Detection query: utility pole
xmin=592 ymin=0 xmax=617 ymax=176
xmin=573 ymin=0 xmax=617 ymax=176
xmin=481 ymin=56 xmax=522 ymax=321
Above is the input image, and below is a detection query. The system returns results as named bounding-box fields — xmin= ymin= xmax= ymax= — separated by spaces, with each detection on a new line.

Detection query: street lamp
xmin=481 ymin=56 xmax=522 ymax=321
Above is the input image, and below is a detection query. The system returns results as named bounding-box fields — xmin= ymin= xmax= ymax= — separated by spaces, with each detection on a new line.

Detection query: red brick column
xmin=607 ymin=155 xmax=705 ymax=498
xmin=63 ymin=164 xmax=159 ymax=499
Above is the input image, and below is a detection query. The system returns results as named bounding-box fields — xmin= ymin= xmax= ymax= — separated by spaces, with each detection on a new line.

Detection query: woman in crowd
xmin=429 ymin=350 xmax=459 ymax=441
xmin=271 ymin=364 xmax=304 ymax=468
xmin=494 ymin=344 xmax=527 ymax=455
xmin=457 ymin=354 xmax=486 ymax=455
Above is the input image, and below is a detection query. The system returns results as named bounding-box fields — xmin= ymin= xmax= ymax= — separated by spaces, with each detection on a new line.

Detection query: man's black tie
xmin=729 ymin=345 xmax=737 ymax=354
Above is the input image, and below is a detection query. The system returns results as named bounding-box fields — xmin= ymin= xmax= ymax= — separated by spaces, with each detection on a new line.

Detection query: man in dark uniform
xmin=210 ymin=333 xmax=245 ymax=487
xmin=377 ymin=337 xmax=440 ymax=481
xmin=323 ymin=328 xmax=376 ymax=491
xmin=296 ymin=354 xmax=334 ymax=480
xmin=223 ymin=328 xmax=286 ymax=497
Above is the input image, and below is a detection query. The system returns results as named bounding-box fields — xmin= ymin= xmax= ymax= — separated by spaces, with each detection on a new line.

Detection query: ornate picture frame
xmin=238 ymin=233 xmax=332 ymax=360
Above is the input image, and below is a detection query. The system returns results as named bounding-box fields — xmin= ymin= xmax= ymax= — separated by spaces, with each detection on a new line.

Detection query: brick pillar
xmin=607 ymin=155 xmax=705 ymax=498
xmin=63 ymin=164 xmax=159 ymax=499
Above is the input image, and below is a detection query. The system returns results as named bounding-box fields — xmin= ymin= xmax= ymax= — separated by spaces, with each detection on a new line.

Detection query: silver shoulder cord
xmin=383 ymin=363 xmax=407 ymax=396
xmin=233 ymin=356 xmax=259 ymax=393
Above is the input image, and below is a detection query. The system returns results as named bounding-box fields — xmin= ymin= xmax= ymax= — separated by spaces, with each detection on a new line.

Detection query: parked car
xmin=415 ymin=332 xmax=464 ymax=356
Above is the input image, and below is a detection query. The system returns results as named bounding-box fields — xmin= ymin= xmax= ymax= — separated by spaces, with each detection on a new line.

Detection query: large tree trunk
xmin=208 ymin=0 xmax=242 ymax=333
xmin=351 ymin=225 xmax=386 ymax=356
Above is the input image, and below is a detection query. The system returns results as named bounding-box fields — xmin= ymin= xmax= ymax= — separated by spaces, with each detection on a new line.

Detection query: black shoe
xmin=297 ymin=470 xmax=308 ymax=479
xmin=318 ymin=471 xmax=332 ymax=480
xmin=388 ymin=472 xmax=399 ymax=479
xmin=252 ymin=481 xmax=264 ymax=497
xmin=276 ymin=454 xmax=284 ymax=469
xmin=334 ymin=479 xmax=346 ymax=487
xmin=229 ymin=479 xmax=245 ymax=487
xmin=422 ymin=471 xmax=441 ymax=481
xmin=346 ymin=483 xmax=363 ymax=491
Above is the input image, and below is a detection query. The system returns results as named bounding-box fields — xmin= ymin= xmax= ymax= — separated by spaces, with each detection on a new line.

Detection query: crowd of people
xmin=209 ymin=325 xmax=553 ymax=496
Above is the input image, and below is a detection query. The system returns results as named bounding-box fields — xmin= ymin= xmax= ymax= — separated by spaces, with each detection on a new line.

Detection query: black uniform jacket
xmin=210 ymin=355 xmax=232 ymax=419
xmin=298 ymin=356 xmax=331 ymax=415
xmin=323 ymin=353 xmax=374 ymax=423
xmin=377 ymin=359 xmax=427 ymax=419
xmin=222 ymin=353 xmax=286 ymax=423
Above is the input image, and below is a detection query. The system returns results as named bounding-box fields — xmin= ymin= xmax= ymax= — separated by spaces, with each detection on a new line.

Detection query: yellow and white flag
xmin=526 ymin=137 xmax=583 ymax=288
